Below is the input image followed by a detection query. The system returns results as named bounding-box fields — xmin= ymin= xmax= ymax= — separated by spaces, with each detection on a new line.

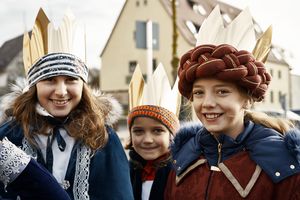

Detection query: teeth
xmin=52 ymin=100 xmax=68 ymax=105
xmin=205 ymin=114 xmax=220 ymax=119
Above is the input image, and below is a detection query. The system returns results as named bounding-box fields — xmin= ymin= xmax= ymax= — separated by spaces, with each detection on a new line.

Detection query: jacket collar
xmin=172 ymin=121 xmax=300 ymax=183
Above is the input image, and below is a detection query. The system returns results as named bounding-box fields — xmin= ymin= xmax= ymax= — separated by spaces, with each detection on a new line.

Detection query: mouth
xmin=51 ymin=99 xmax=69 ymax=106
xmin=203 ymin=113 xmax=222 ymax=120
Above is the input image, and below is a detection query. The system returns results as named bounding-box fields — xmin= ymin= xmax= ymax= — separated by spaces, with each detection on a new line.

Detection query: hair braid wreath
xmin=178 ymin=44 xmax=272 ymax=101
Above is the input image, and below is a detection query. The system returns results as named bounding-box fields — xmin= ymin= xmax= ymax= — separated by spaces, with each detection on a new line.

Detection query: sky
xmin=0 ymin=0 xmax=299 ymax=74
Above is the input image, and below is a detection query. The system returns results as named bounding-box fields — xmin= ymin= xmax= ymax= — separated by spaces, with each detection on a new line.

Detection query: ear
xmin=242 ymin=99 xmax=252 ymax=109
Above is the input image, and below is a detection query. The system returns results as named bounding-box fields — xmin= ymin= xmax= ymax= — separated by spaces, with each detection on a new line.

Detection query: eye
xmin=67 ymin=77 xmax=79 ymax=82
xmin=217 ymin=89 xmax=230 ymax=96
xmin=131 ymin=128 xmax=144 ymax=136
xmin=152 ymin=128 xmax=165 ymax=135
xmin=43 ymin=77 xmax=54 ymax=82
xmin=192 ymin=89 xmax=204 ymax=97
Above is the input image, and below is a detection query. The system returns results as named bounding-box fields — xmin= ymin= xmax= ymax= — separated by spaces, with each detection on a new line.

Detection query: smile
xmin=52 ymin=99 xmax=69 ymax=105
xmin=204 ymin=113 xmax=222 ymax=119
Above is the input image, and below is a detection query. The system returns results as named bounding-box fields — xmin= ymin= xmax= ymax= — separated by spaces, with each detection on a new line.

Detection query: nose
xmin=142 ymin=132 xmax=154 ymax=144
xmin=55 ymin=81 xmax=68 ymax=97
xmin=202 ymin=93 xmax=216 ymax=108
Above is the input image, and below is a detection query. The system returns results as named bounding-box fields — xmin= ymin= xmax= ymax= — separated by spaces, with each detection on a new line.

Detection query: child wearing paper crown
xmin=125 ymin=65 xmax=180 ymax=200
xmin=0 ymin=138 xmax=71 ymax=200
xmin=0 ymin=9 xmax=133 ymax=200
xmin=164 ymin=6 xmax=300 ymax=200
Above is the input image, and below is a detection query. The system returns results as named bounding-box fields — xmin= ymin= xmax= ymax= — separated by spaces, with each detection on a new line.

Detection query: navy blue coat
xmin=0 ymin=120 xmax=134 ymax=200
xmin=129 ymin=150 xmax=171 ymax=200
xmin=3 ymin=159 xmax=71 ymax=200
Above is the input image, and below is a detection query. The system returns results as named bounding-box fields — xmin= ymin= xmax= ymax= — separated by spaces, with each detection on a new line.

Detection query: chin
xmin=141 ymin=154 xmax=158 ymax=161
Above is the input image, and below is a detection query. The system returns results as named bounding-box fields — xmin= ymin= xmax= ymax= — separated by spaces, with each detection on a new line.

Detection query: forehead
xmin=132 ymin=117 xmax=165 ymax=127
xmin=192 ymin=78 xmax=238 ymax=89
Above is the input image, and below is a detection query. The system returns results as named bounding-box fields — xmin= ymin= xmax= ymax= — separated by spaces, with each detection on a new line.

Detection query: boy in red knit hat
xmin=126 ymin=64 xmax=180 ymax=200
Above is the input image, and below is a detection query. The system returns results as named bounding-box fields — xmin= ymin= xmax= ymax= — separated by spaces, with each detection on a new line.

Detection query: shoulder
xmin=284 ymin=128 xmax=300 ymax=161
xmin=246 ymin=124 xmax=300 ymax=183
xmin=172 ymin=122 xmax=203 ymax=154
xmin=171 ymin=122 xmax=204 ymax=176
xmin=0 ymin=119 xmax=23 ymax=144
xmin=94 ymin=125 xmax=127 ymax=159
xmin=104 ymin=125 xmax=123 ymax=147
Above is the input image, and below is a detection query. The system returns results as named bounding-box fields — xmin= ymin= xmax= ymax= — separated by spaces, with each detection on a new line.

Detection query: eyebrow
xmin=193 ymin=83 xmax=234 ymax=88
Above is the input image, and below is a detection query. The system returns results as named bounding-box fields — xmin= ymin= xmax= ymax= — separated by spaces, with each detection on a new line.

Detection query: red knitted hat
xmin=127 ymin=105 xmax=180 ymax=135
xmin=178 ymin=44 xmax=272 ymax=101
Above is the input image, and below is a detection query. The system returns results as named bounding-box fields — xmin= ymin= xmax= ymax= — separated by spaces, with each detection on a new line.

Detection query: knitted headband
xmin=128 ymin=105 xmax=180 ymax=135
xmin=27 ymin=52 xmax=88 ymax=88
xmin=178 ymin=44 xmax=272 ymax=102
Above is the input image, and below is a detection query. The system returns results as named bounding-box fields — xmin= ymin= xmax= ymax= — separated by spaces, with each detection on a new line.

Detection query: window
xmin=278 ymin=91 xmax=282 ymax=103
xmin=278 ymin=70 xmax=281 ymax=79
xmin=270 ymin=91 xmax=274 ymax=103
xmin=152 ymin=58 xmax=157 ymax=71
xmin=222 ymin=13 xmax=231 ymax=23
xmin=135 ymin=21 xmax=159 ymax=50
xmin=129 ymin=61 xmax=137 ymax=73
xmin=270 ymin=69 xmax=273 ymax=77
xmin=193 ymin=4 xmax=206 ymax=15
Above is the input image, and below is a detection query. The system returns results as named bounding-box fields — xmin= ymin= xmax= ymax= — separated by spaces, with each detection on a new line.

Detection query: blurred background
xmin=1 ymin=0 xmax=300 ymax=142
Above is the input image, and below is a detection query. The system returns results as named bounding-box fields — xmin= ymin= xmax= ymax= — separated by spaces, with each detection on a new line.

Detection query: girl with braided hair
xmin=164 ymin=41 xmax=300 ymax=199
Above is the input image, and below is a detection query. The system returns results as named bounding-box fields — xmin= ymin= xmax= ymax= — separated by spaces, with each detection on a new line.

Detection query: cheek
xmin=158 ymin=135 xmax=171 ymax=148
xmin=131 ymin=135 xmax=141 ymax=147
xmin=192 ymin=101 xmax=202 ymax=115
xmin=36 ymin=87 xmax=48 ymax=101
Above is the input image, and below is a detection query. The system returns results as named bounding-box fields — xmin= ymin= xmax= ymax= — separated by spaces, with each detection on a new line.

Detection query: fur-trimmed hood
xmin=0 ymin=78 xmax=122 ymax=125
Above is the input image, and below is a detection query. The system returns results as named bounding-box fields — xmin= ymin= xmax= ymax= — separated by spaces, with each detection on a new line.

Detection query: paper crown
xmin=127 ymin=64 xmax=181 ymax=134
xmin=23 ymin=8 xmax=87 ymax=85
xmin=129 ymin=64 xmax=181 ymax=115
xmin=177 ymin=5 xmax=272 ymax=101
xmin=196 ymin=5 xmax=272 ymax=62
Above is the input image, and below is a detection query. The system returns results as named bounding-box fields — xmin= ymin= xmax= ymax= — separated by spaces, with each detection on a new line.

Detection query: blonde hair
xmin=244 ymin=110 xmax=294 ymax=134
xmin=12 ymin=84 xmax=108 ymax=150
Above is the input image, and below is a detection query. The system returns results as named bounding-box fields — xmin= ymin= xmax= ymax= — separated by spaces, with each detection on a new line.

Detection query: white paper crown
xmin=129 ymin=64 xmax=181 ymax=117
xmin=23 ymin=8 xmax=86 ymax=74
xmin=196 ymin=5 xmax=272 ymax=62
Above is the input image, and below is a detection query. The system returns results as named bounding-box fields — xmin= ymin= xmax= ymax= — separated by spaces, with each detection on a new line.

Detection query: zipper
xmin=217 ymin=142 xmax=222 ymax=164
xmin=213 ymin=135 xmax=222 ymax=165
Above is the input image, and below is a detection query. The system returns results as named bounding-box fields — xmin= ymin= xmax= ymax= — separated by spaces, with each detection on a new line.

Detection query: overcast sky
xmin=0 ymin=0 xmax=299 ymax=74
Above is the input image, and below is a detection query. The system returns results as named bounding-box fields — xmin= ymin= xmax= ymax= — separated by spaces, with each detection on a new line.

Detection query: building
xmin=0 ymin=34 xmax=24 ymax=96
xmin=291 ymin=74 xmax=300 ymax=111
xmin=100 ymin=0 xmax=293 ymax=118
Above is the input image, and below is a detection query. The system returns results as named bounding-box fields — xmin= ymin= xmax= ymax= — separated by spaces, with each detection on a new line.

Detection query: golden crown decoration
xmin=23 ymin=8 xmax=86 ymax=74
xmin=196 ymin=5 xmax=272 ymax=62
xmin=128 ymin=64 xmax=181 ymax=117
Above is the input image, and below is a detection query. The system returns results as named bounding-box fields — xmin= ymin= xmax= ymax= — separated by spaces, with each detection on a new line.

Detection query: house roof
xmin=160 ymin=0 xmax=242 ymax=45
xmin=0 ymin=34 xmax=23 ymax=70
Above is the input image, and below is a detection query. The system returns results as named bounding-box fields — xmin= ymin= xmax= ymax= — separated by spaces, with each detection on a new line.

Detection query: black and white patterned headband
xmin=27 ymin=53 xmax=88 ymax=88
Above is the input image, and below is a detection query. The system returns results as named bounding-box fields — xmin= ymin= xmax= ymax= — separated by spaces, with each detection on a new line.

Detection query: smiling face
xmin=192 ymin=78 xmax=249 ymax=139
xmin=131 ymin=117 xmax=171 ymax=161
xmin=36 ymin=76 xmax=84 ymax=118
